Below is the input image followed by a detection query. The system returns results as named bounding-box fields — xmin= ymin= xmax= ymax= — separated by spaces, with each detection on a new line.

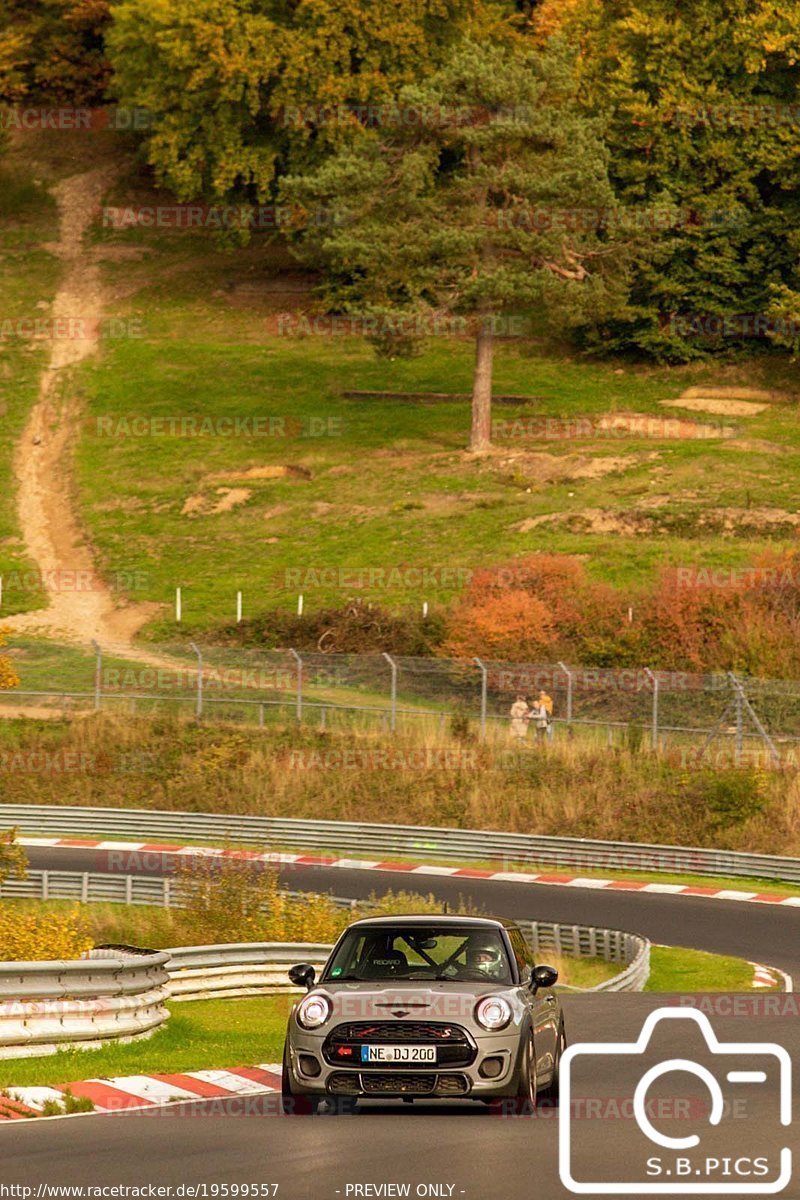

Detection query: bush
xmin=0 ymin=627 xmax=19 ymax=692
xmin=0 ymin=905 xmax=93 ymax=962
xmin=212 ymin=600 xmax=446 ymax=656
xmin=0 ymin=828 xmax=26 ymax=888
xmin=173 ymin=856 xmax=347 ymax=945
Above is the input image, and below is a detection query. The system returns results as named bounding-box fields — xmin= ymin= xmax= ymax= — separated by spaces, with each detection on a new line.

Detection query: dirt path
xmin=11 ymin=167 xmax=161 ymax=650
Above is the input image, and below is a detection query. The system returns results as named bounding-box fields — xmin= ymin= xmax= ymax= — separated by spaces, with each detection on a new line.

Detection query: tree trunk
xmin=469 ymin=320 xmax=494 ymax=453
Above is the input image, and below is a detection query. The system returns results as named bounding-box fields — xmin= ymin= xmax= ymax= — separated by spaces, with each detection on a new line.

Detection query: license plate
xmin=361 ymin=1045 xmax=436 ymax=1063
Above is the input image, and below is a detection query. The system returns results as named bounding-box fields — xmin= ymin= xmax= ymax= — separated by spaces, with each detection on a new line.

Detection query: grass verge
xmin=0 ymin=996 xmax=291 ymax=1090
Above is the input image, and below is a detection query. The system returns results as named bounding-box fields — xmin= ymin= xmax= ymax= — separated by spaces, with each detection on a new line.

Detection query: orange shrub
xmin=445 ymin=589 xmax=556 ymax=661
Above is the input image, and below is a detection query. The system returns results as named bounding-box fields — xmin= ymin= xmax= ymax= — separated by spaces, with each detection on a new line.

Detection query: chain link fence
xmin=2 ymin=637 xmax=796 ymax=763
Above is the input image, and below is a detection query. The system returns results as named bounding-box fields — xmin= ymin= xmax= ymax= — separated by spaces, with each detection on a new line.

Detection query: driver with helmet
xmin=465 ymin=937 xmax=504 ymax=979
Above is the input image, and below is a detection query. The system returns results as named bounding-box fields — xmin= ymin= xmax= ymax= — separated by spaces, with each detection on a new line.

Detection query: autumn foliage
xmin=442 ymin=551 xmax=800 ymax=676
xmin=0 ymin=1 xmax=112 ymax=105
xmin=0 ymin=627 xmax=19 ymax=691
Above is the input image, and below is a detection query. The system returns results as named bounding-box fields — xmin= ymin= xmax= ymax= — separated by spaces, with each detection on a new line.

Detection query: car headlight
xmin=297 ymin=993 xmax=332 ymax=1030
xmin=475 ymin=996 xmax=512 ymax=1031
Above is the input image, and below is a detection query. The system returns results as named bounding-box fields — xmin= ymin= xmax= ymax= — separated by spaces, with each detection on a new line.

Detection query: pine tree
xmin=281 ymin=37 xmax=622 ymax=451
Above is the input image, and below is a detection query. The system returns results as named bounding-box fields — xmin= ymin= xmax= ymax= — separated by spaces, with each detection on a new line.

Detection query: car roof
xmin=343 ymin=914 xmax=517 ymax=931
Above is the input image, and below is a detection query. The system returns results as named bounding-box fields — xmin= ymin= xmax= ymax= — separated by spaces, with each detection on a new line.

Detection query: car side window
xmin=508 ymin=929 xmax=533 ymax=978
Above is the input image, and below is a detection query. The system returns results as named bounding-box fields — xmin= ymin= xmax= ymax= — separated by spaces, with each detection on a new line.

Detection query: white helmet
xmin=468 ymin=940 xmax=503 ymax=978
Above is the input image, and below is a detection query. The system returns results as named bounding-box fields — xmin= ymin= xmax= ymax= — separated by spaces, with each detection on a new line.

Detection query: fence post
xmin=189 ymin=641 xmax=203 ymax=719
xmin=727 ymin=672 xmax=780 ymax=767
xmin=643 ymin=667 xmax=659 ymax=751
xmin=557 ymin=661 xmax=573 ymax=725
xmin=91 ymin=639 xmax=102 ymax=712
xmin=473 ymin=657 xmax=487 ymax=737
xmin=288 ymin=649 xmax=303 ymax=721
xmin=731 ymin=672 xmax=743 ymax=764
xmin=382 ymin=652 xmax=397 ymax=733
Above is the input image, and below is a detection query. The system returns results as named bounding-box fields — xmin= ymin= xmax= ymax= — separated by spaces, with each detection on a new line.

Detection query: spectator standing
xmin=538 ymin=689 xmax=554 ymax=739
xmin=529 ymin=697 xmax=550 ymax=742
xmin=509 ymin=694 xmax=531 ymax=742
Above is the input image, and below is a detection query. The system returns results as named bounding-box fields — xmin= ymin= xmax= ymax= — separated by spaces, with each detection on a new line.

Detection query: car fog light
xmin=479 ymin=1056 xmax=504 ymax=1079
xmin=475 ymin=996 xmax=512 ymax=1031
xmin=298 ymin=1055 xmax=321 ymax=1077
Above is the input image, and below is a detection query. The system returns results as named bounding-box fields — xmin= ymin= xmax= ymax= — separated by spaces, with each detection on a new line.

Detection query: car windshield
xmin=323 ymin=924 xmax=514 ymax=985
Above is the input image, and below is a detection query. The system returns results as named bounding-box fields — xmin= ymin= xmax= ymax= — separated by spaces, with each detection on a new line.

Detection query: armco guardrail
xmin=3 ymin=803 xmax=800 ymax=884
xmin=0 ymin=947 xmax=170 ymax=1060
xmin=518 ymin=921 xmax=650 ymax=993
xmin=0 ymin=870 xmax=359 ymax=911
xmin=166 ymin=943 xmax=333 ymax=1002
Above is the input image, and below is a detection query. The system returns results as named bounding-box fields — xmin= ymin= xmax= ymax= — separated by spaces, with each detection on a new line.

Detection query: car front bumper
xmin=287 ymin=1031 xmax=523 ymax=1100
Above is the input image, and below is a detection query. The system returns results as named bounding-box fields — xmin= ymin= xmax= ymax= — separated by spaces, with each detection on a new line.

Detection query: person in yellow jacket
xmin=538 ymin=689 xmax=554 ymax=739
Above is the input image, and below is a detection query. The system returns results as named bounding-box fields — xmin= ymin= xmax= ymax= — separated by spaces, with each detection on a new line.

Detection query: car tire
xmin=539 ymin=1020 xmax=566 ymax=1109
xmin=280 ymin=1042 xmax=320 ymax=1115
xmin=502 ymin=1030 xmax=537 ymax=1116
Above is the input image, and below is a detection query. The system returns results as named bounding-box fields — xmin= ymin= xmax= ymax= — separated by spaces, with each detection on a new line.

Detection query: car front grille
xmin=324 ymin=1021 xmax=476 ymax=1069
xmin=334 ymin=1022 xmax=468 ymax=1042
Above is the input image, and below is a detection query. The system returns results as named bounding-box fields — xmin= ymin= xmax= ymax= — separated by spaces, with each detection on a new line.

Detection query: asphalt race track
xmin=5 ymin=846 xmax=799 ymax=1198
xmin=22 ymin=844 xmax=800 ymax=979
xmin=2 ymin=995 xmax=798 ymax=1199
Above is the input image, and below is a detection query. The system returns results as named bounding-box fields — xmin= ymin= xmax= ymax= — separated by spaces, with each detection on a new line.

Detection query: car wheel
xmin=539 ymin=1020 xmax=566 ymax=1109
xmin=280 ymin=1042 xmax=320 ymax=1115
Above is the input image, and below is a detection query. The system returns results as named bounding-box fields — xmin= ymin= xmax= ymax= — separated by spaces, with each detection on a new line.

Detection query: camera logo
xmin=559 ymin=1007 xmax=792 ymax=1194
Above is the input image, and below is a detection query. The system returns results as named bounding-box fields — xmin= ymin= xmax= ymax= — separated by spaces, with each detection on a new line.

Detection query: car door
xmin=508 ymin=927 xmax=559 ymax=1078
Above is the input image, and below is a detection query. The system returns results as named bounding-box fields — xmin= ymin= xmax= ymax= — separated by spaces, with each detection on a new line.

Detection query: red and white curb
xmin=750 ymin=962 xmax=788 ymax=990
xmin=18 ymin=837 xmax=800 ymax=909
xmin=1 ymin=1063 xmax=282 ymax=1120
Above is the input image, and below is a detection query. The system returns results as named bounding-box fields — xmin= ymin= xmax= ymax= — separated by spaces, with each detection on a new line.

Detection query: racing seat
xmin=360 ymin=947 xmax=409 ymax=979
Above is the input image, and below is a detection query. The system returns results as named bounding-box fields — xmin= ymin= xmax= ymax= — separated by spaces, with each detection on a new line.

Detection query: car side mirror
xmin=288 ymin=963 xmax=316 ymax=990
xmin=531 ymin=964 xmax=559 ymax=991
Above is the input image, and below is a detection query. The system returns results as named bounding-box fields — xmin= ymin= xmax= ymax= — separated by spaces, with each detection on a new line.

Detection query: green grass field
xmin=2 ymin=128 xmax=800 ymax=637
xmin=70 ymin=328 xmax=800 ymax=635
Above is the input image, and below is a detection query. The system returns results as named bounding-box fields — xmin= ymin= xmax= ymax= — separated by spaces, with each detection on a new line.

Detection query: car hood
xmin=317 ymin=980 xmax=517 ymax=1025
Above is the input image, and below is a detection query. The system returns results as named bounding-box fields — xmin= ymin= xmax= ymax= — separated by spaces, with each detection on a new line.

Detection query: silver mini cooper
xmin=281 ymin=914 xmax=565 ymax=1112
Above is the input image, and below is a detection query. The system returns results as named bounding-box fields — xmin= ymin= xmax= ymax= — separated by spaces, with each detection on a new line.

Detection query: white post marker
xmin=297 ymin=593 xmax=304 ymax=616
xmin=236 ymin=591 xmax=242 ymax=624
xmin=176 ymin=587 xmax=182 ymax=623
xmin=422 ymin=601 xmax=428 ymax=617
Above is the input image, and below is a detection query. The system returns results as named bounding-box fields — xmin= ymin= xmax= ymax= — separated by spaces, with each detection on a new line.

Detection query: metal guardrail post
xmin=557 ymin=661 xmax=573 ymax=725
xmin=473 ymin=657 xmax=487 ymax=737
xmin=644 ymin=668 xmax=659 ymax=751
xmin=188 ymin=642 xmax=203 ymax=719
xmin=288 ymin=649 xmax=303 ymax=721
xmin=382 ymin=652 xmax=397 ymax=733
xmin=91 ymin=640 xmax=102 ymax=712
